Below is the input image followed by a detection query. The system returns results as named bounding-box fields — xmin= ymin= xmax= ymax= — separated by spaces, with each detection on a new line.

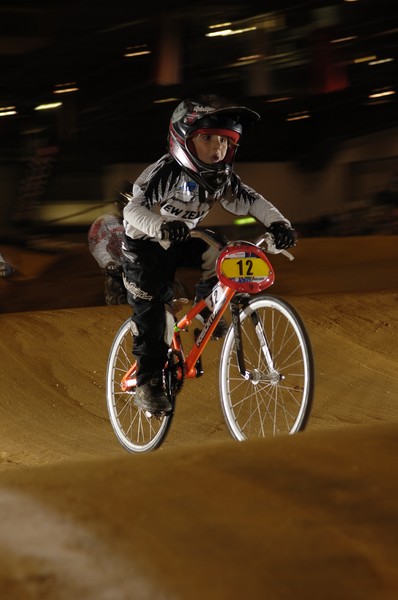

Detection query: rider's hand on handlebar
xmin=160 ymin=220 xmax=191 ymax=244
xmin=268 ymin=222 xmax=298 ymax=250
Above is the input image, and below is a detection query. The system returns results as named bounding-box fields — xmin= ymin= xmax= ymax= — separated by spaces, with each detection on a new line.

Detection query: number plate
xmin=216 ymin=243 xmax=275 ymax=293
xmin=221 ymin=255 xmax=271 ymax=280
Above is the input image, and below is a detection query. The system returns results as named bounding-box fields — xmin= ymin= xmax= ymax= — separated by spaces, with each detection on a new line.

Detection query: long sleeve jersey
xmin=123 ymin=154 xmax=290 ymax=249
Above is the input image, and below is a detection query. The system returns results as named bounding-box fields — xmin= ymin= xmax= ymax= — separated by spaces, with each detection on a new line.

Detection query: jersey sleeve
xmin=220 ymin=173 xmax=290 ymax=228
xmin=124 ymin=155 xmax=179 ymax=242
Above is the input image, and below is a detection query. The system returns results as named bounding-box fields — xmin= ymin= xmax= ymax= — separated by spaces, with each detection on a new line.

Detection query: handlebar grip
xmin=256 ymin=232 xmax=295 ymax=261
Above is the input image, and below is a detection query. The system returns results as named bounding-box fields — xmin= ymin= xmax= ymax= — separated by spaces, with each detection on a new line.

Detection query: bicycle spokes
xmin=219 ymin=296 xmax=314 ymax=440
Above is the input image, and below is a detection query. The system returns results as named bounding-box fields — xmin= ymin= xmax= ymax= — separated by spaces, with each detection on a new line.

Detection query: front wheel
xmin=219 ymin=295 xmax=314 ymax=441
xmin=106 ymin=318 xmax=174 ymax=453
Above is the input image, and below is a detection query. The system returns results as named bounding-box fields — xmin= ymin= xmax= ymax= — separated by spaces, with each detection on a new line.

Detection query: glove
xmin=268 ymin=222 xmax=298 ymax=249
xmin=105 ymin=261 xmax=122 ymax=274
xmin=160 ymin=220 xmax=190 ymax=244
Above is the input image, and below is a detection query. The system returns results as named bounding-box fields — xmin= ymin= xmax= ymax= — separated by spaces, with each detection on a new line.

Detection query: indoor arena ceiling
xmin=1 ymin=0 xmax=398 ymax=167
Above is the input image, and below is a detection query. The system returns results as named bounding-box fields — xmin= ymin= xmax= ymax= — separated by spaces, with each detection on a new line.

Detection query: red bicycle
xmin=106 ymin=227 xmax=314 ymax=453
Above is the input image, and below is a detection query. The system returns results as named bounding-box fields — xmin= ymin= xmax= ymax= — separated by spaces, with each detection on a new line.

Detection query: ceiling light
xmin=0 ymin=105 xmax=17 ymax=116
xmin=354 ymin=55 xmax=377 ymax=64
xmin=153 ymin=98 xmax=180 ymax=104
xmin=206 ymin=26 xmax=256 ymax=38
xmin=286 ymin=111 xmax=311 ymax=122
xmin=124 ymin=45 xmax=151 ymax=58
xmin=368 ymin=57 xmax=394 ymax=65
xmin=368 ymin=89 xmax=395 ymax=99
xmin=34 ymin=102 xmax=62 ymax=111
xmin=331 ymin=35 xmax=358 ymax=43
xmin=237 ymin=54 xmax=263 ymax=62
xmin=208 ymin=22 xmax=232 ymax=29
xmin=53 ymin=82 xmax=79 ymax=94
xmin=264 ymin=97 xmax=292 ymax=103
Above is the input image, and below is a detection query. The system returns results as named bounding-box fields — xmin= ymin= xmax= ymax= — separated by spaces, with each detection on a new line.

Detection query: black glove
xmin=268 ymin=222 xmax=298 ymax=249
xmin=105 ymin=261 xmax=122 ymax=274
xmin=160 ymin=220 xmax=190 ymax=244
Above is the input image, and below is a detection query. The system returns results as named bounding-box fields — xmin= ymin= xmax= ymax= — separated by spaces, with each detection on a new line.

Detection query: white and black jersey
xmin=123 ymin=153 xmax=289 ymax=248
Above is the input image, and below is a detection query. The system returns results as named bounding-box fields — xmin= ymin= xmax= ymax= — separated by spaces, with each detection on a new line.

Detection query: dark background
xmin=1 ymin=0 xmax=397 ymax=167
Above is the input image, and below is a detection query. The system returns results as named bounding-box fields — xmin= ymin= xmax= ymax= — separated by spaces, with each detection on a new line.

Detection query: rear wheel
xmin=219 ymin=295 xmax=314 ymax=441
xmin=106 ymin=318 xmax=174 ymax=453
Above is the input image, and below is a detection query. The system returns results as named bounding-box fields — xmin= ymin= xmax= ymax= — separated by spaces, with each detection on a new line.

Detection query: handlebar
xmin=253 ymin=232 xmax=295 ymax=261
xmin=190 ymin=227 xmax=295 ymax=261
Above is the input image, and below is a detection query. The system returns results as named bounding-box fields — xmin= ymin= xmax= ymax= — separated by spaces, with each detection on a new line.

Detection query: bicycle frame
xmin=175 ymin=290 xmax=235 ymax=374
xmin=120 ymin=228 xmax=279 ymax=392
xmin=120 ymin=285 xmax=235 ymax=390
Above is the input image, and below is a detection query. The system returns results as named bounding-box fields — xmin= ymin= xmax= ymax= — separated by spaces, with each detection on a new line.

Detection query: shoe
xmin=134 ymin=379 xmax=172 ymax=413
xmin=212 ymin=316 xmax=229 ymax=339
xmin=197 ymin=307 xmax=229 ymax=339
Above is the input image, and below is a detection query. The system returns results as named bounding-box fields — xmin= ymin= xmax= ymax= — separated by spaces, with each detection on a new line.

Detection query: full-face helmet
xmin=168 ymin=94 xmax=260 ymax=193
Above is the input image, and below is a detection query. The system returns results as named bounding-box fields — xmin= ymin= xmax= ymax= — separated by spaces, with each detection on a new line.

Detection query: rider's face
xmin=191 ymin=133 xmax=229 ymax=164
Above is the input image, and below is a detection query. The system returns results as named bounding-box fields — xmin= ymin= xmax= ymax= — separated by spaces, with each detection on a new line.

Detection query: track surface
xmin=0 ymin=235 xmax=397 ymax=599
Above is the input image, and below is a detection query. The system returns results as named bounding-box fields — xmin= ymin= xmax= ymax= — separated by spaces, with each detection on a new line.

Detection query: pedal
xmin=144 ymin=409 xmax=171 ymax=419
xmin=144 ymin=409 xmax=164 ymax=419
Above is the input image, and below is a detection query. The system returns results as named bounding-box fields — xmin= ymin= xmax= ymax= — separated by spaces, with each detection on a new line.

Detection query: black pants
xmin=122 ymin=236 xmax=219 ymax=385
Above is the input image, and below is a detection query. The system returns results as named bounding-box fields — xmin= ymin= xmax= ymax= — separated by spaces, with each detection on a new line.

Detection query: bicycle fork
xmin=230 ymin=297 xmax=282 ymax=384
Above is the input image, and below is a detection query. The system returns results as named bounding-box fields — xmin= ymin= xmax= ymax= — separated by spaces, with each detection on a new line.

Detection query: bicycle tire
xmin=106 ymin=318 xmax=174 ymax=453
xmin=219 ymin=295 xmax=314 ymax=441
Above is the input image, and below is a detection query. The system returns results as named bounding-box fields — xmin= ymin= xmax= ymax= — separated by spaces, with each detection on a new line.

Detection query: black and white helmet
xmin=168 ymin=94 xmax=260 ymax=193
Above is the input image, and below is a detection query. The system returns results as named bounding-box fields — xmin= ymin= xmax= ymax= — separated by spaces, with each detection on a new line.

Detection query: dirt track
xmin=0 ymin=235 xmax=397 ymax=598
